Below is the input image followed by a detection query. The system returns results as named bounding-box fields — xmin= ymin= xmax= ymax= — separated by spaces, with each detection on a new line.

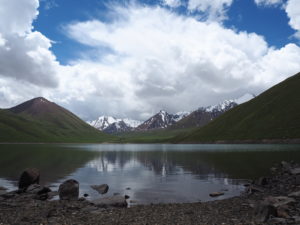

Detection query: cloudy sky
xmin=0 ymin=0 xmax=300 ymax=121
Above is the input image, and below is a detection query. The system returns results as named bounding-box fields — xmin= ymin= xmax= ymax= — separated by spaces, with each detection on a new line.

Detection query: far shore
xmin=0 ymin=138 xmax=300 ymax=145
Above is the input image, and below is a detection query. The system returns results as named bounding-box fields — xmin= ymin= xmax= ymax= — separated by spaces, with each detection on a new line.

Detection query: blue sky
xmin=0 ymin=0 xmax=300 ymax=120
xmin=34 ymin=0 xmax=296 ymax=65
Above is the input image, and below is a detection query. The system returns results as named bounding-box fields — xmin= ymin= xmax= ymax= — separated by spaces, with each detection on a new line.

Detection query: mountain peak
xmin=9 ymin=97 xmax=54 ymax=115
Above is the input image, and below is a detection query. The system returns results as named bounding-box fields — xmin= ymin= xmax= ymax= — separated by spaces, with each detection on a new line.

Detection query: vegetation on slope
xmin=174 ymin=72 xmax=300 ymax=143
xmin=0 ymin=97 xmax=115 ymax=143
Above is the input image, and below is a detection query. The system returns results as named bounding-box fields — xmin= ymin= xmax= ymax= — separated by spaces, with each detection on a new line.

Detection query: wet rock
xmin=91 ymin=184 xmax=109 ymax=194
xmin=48 ymin=191 xmax=58 ymax=199
xmin=18 ymin=168 xmax=40 ymax=190
xmin=209 ymin=192 xmax=224 ymax=197
xmin=58 ymin=179 xmax=79 ymax=200
xmin=83 ymin=193 xmax=89 ymax=197
xmin=92 ymin=196 xmax=128 ymax=208
xmin=0 ymin=186 xmax=7 ymax=191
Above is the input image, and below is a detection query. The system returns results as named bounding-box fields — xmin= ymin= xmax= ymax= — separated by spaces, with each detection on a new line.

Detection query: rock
xmin=268 ymin=217 xmax=287 ymax=223
xmin=265 ymin=196 xmax=295 ymax=208
xmin=281 ymin=161 xmax=291 ymax=170
xmin=91 ymin=184 xmax=109 ymax=194
xmin=26 ymin=184 xmax=51 ymax=195
xmin=246 ymin=185 xmax=264 ymax=194
xmin=48 ymin=191 xmax=58 ymax=199
xmin=83 ymin=193 xmax=89 ymax=197
xmin=58 ymin=179 xmax=79 ymax=200
xmin=295 ymin=175 xmax=300 ymax=185
xmin=288 ymin=191 xmax=300 ymax=197
xmin=0 ymin=186 xmax=7 ymax=191
xmin=125 ymin=195 xmax=130 ymax=199
xmin=255 ymin=202 xmax=277 ymax=223
xmin=276 ymin=207 xmax=290 ymax=218
xmin=126 ymin=187 xmax=131 ymax=190
xmin=209 ymin=192 xmax=224 ymax=197
xmin=18 ymin=168 xmax=40 ymax=190
xmin=289 ymin=167 xmax=300 ymax=175
xmin=292 ymin=216 xmax=300 ymax=223
xmin=255 ymin=177 xmax=268 ymax=186
xmin=113 ymin=193 xmax=120 ymax=196
xmin=92 ymin=196 xmax=128 ymax=208
xmin=0 ymin=190 xmax=7 ymax=196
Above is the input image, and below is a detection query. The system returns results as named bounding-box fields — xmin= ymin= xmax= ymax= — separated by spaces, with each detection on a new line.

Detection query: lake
xmin=0 ymin=144 xmax=300 ymax=205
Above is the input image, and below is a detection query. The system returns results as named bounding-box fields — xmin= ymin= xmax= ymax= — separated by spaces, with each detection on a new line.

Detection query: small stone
xmin=91 ymin=184 xmax=109 ymax=194
xmin=83 ymin=193 xmax=89 ymax=197
xmin=289 ymin=167 xmax=300 ymax=175
xmin=58 ymin=179 xmax=79 ymax=200
xmin=209 ymin=192 xmax=224 ymax=197
xmin=288 ymin=191 xmax=300 ymax=197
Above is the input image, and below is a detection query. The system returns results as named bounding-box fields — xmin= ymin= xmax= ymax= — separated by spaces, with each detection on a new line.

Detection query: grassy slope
xmin=0 ymin=109 xmax=115 ymax=143
xmin=174 ymin=72 xmax=300 ymax=143
xmin=116 ymin=127 xmax=197 ymax=143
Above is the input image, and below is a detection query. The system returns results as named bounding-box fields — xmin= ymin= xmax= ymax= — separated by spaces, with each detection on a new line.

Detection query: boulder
xmin=92 ymin=196 xmax=128 ymax=208
xmin=18 ymin=168 xmax=40 ymax=190
xmin=26 ymin=184 xmax=51 ymax=195
xmin=209 ymin=192 xmax=224 ymax=197
xmin=91 ymin=184 xmax=109 ymax=194
xmin=58 ymin=179 xmax=79 ymax=200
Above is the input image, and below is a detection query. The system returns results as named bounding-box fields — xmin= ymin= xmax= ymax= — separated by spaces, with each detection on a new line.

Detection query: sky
xmin=0 ymin=0 xmax=300 ymax=121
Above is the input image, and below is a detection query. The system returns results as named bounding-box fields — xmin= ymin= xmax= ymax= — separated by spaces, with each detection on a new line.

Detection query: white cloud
xmin=163 ymin=0 xmax=182 ymax=8
xmin=0 ymin=0 xmax=59 ymax=88
xmin=1 ymin=1 xmax=300 ymax=121
xmin=64 ymin=5 xmax=300 ymax=120
xmin=285 ymin=0 xmax=300 ymax=39
xmin=188 ymin=0 xmax=233 ymax=21
xmin=254 ymin=0 xmax=283 ymax=6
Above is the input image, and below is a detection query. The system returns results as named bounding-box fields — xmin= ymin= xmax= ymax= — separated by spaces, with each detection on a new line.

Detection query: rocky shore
xmin=0 ymin=162 xmax=300 ymax=225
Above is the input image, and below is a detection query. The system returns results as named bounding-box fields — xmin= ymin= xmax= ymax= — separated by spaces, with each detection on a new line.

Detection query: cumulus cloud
xmin=1 ymin=1 xmax=300 ymax=121
xmin=285 ymin=0 xmax=300 ymax=38
xmin=64 ymin=5 xmax=300 ymax=120
xmin=254 ymin=0 xmax=283 ymax=6
xmin=0 ymin=0 xmax=59 ymax=89
xmin=163 ymin=0 xmax=182 ymax=8
xmin=188 ymin=0 xmax=233 ymax=21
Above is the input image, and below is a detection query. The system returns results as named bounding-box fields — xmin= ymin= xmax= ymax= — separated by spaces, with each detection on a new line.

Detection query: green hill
xmin=0 ymin=97 xmax=115 ymax=143
xmin=175 ymin=72 xmax=300 ymax=143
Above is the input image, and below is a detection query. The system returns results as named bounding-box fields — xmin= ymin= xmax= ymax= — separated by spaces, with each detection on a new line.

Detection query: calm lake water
xmin=0 ymin=144 xmax=300 ymax=205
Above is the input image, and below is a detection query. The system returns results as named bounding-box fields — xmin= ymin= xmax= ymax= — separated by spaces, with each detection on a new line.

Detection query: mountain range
xmin=88 ymin=93 xmax=254 ymax=133
xmin=0 ymin=72 xmax=299 ymax=143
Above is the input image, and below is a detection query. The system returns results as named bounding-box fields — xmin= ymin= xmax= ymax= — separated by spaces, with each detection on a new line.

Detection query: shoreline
xmin=0 ymin=138 xmax=300 ymax=144
xmin=0 ymin=162 xmax=300 ymax=224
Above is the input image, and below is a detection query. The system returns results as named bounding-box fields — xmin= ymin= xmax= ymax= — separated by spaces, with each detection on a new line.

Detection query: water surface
xmin=0 ymin=144 xmax=300 ymax=205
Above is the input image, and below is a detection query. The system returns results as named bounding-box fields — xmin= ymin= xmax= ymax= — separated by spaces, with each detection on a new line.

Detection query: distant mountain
xmin=0 ymin=97 xmax=113 ymax=143
xmin=87 ymin=116 xmax=142 ymax=133
xmin=136 ymin=110 xmax=190 ymax=131
xmin=175 ymin=72 xmax=300 ymax=143
xmin=170 ymin=94 xmax=254 ymax=129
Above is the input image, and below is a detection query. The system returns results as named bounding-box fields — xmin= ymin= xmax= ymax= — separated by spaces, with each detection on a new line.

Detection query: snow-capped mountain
xmin=171 ymin=93 xmax=255 ymax=129
xmin=136 ymin=110 xmax=190 ymax=131
xmin=87 ymin=116 xmax=142 ymax=133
